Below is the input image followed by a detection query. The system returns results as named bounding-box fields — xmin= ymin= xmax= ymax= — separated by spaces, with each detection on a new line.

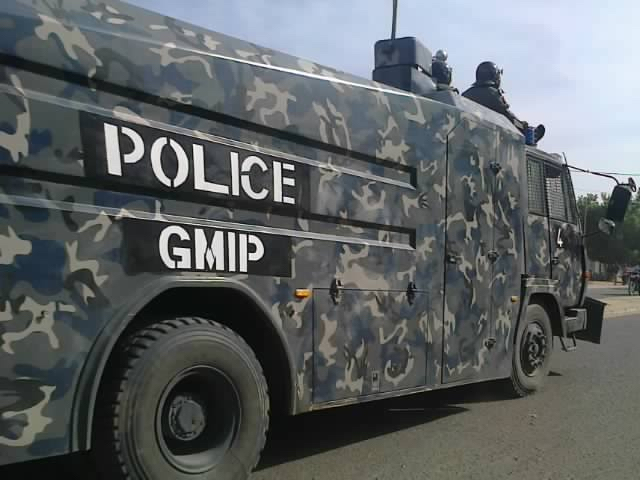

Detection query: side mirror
xmin=598 ymin=217 xmax=616 ymax=236
xmin=605 ymin=184 xmax=633 ymax=223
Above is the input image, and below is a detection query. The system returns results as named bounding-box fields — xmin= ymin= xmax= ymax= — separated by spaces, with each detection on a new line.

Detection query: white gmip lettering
xmin=159 ymin=225 xmax=191 ymax=269
xmin=158 ymin=225 xmax=265 ymax=273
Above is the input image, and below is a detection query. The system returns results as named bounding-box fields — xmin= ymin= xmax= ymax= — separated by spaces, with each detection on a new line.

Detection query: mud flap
xmin=575 ymin=296 xmax=606 ymax=344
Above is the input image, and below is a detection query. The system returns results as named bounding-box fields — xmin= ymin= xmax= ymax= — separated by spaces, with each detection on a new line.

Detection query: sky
xmin=127 ymin=0 xmax=640 ymax=197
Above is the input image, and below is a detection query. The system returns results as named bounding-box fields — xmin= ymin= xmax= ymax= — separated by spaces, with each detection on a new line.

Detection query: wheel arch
xmin=529 ymin=293 xmax=563 ymax=337
xmin=71 ymin=277 xmax=297 ymax=452
xmin=518 ymin=279 xmax=564 ymax=343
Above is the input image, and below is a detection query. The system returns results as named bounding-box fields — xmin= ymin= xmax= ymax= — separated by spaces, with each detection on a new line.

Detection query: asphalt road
xmin=3 ymin=286 xmax=640 ymax=480
xmin=251 ymin=308 xmax=640 ymax=480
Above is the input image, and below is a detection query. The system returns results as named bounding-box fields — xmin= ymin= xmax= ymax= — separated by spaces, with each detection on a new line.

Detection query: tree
xmin=578 ymin=192 xmax=640 ymax=267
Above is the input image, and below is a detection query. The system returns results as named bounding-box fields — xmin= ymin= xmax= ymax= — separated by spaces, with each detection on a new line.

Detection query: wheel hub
xmin=520 ymin=322 xmax=548 ymax=376
xmin=167 ymin=395 xmax=207 ymax=442
xmin=156 ymin=366 xmax=241 ymax=474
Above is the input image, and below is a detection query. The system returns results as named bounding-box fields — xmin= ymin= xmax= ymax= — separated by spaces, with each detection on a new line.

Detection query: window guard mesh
xmin=545 ymin=165 xmax=567 ymax=221
xmin=527 ymin=159 xmax=546 ymax=214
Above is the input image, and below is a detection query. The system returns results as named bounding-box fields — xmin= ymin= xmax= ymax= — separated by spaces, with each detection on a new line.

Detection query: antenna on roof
xmin=391 ymin=0 xmax=398 ymax=39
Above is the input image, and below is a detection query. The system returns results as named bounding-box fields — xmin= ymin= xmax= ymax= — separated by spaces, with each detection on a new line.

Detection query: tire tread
xmin=92 ymin=317 xmax=269 ymax=480
xmin=506 ymin=302 xmax=553 ymax=398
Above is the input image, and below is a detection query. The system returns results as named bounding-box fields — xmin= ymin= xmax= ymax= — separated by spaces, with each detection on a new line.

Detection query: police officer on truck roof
xmin=431 ymin=49 xmax=459 ymax=93
xmin=462 ymin=61 xmax=545 ymax=143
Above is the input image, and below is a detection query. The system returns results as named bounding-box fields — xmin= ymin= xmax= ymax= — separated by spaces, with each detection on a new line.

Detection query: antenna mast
xmin=391 ymin=0 xmax=398 ymax=39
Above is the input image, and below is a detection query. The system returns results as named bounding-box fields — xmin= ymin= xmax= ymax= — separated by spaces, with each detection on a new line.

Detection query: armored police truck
xmin=0 ymin=1 xmax=633 ymax=479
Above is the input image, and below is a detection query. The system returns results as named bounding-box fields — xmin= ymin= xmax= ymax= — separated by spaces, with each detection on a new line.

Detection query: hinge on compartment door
xmin=489 ymin=161 xmax=502 ymax=174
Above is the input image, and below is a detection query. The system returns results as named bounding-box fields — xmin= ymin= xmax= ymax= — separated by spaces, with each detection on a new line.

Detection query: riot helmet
xmin=434 ymin=49 xmax=448 ymax=62
xmin=475 ymin=61 xmax=503 ymax=87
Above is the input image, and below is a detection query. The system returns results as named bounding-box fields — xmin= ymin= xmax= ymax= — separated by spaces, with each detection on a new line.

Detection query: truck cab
xmin=525 ymin=147 xmax=584 ymax=307
xmin=372 ymin=35 xmax=628 ymax=349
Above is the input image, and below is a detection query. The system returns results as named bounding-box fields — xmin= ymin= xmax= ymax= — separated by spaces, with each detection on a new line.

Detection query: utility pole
xmin=391 ymin=0 xmax=398 ymax=39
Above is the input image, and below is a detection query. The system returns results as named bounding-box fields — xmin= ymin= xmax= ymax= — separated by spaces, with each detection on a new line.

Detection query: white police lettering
xmin=104 ymin=123 xmax=144 ymax=176
xmin=103 ymin=122 xmax=297 ymax=204
xmin=240 ymin=156 xmax=268 ymax=200
xmin=193 ymin=144 xmax=229 ymax=195
xmin=150 ymin=137 xmax=189 ymax=188
xmin=159 ymin=225 xmax=265 ymax=273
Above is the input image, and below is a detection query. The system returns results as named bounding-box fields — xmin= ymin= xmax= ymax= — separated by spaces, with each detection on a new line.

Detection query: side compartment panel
xmin=491 ymin=131 xmax=525 ymax=375
xmin=313 ymin=288 xmax=428 ymax=403
xmin=442 ymin=118 xmax=497 ymax=383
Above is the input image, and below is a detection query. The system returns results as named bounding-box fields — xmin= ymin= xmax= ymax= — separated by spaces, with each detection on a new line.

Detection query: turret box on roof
xmin=372 ymin=37 xmax=435 ymax=96
xmin=374 ymin=36 xmax=432 ymax=75
xmin=372 ymin=63 xmax=436 ymax=96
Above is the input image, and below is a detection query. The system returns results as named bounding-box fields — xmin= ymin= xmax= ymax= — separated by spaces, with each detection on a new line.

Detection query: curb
xmin=606 ymin=309 xmax=640 ymax=319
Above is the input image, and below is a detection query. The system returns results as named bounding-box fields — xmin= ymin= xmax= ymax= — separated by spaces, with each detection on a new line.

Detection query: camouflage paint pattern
xmin=550 ymin=221 xmax=583 ymax=308
xmin=526 ymin=214 xmax=551 ymax=278
xmin=0 ymin=0 xmax=575 ymax=467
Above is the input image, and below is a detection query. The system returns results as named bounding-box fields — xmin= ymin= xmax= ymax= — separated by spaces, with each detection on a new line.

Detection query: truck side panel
xmin=0 ymin=0 xmax=526 ymax=466
xmin=0 ymin=65 xmax=453 ymax=465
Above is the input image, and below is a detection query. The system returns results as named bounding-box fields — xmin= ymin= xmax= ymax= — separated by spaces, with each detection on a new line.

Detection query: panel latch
xmin=406 ymin=281 xmax=417 ymax=305
xmin=330 ymin=278 xmax=342 ymax=305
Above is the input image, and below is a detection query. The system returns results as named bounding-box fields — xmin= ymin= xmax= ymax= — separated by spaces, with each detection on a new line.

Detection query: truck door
xmin=545 ymin=164 xmax=583 ymax=307
xmin=442 ymin=120 xmax=497 ymax=383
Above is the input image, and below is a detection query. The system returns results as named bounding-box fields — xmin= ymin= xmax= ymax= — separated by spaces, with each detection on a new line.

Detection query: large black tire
xmin=507 ymin=303 xmax=553 ymax=397
xmin=92 ymin=317 xmax=269 ymax=480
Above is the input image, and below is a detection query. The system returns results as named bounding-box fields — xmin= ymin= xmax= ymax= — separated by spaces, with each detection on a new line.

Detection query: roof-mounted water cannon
xmin=372 ymin=1 xmax=436 ymax=96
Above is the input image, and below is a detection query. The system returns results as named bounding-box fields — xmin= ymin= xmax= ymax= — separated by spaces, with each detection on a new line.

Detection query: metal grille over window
xmin=545 ymin=166 xmax=567 ymax=221
xmin=527 ymin=159 xmax=546 ymax=214
xmin=563 ymin=170 xmax=578 ymax=224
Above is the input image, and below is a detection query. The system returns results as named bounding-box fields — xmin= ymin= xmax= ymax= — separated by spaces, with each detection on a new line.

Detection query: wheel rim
xmin=156 ymin=366 xmax=241 ymax=474
xmin=520 ymin=321 xmax=548 ymax=377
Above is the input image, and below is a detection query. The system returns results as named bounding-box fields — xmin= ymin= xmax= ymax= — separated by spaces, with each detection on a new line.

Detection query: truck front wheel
xmin=92 ymin=317 xmax=269 ymax=480
xmin=507 ymin=303 xmax=553 ymax=397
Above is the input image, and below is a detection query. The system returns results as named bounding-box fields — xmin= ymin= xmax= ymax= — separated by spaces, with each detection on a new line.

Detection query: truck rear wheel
xmin=92 ymin=317 xmax=269 ymax=480
xmin=507 ymin=303 xmax=553 ymax=397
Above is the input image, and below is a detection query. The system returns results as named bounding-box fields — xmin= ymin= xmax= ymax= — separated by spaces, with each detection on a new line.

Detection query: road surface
xmin=2 ymin=285 xmax=640 ymax=479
